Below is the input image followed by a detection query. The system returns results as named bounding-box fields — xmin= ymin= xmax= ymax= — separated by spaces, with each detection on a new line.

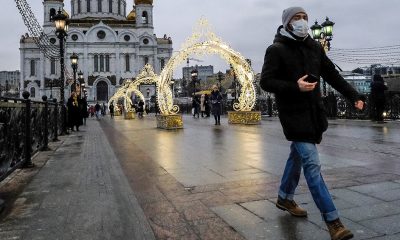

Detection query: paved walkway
xmin=1 ymin=115 xmax=400 ymax=239
xmin=0 ymin=120 xmax=155 ymax=240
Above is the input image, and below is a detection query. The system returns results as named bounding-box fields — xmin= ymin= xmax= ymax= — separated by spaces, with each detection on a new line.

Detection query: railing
xmin=0 ymin=93 xmax=62 ymax=182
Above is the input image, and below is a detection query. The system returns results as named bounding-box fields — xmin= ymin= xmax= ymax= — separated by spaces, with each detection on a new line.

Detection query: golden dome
xmin=134 ymin=0 xmax=153 ymax=5
xmin=127 ymin=9 xmax=136 ymax=20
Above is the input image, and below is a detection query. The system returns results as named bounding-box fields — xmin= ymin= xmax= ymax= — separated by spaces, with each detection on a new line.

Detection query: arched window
xmin=94 ymin=55 xmax=98 ymax=72
xmin=96 ymin=81 xmax=108 ymax=101
xmin=118 ymin=0 xmax=121 ymax=15
xmin=160 ymin=59 xmax=165 ymax=70
xmin=78 ymin=0 xmax=81 ymax=13
xmin=87 ymin=0 xmax=91 ymax=12
xmin=142 ymin=11 xmax=148 ymax=24
xmin=30 ymin=60 xmax=36 ymax=76
xmin=123 ymin=2 xmax=126 ymax=16
xmin=30 ymin=87 xmax=35 ymax=98
xmin=98 ymin=0 xmax=102 ymax=12
xmin=105 ymin=55 xmax=110 ymax=72
xmin=125 ymin=54 xmax=130 ymax=72
xmin=50 ymin=8 xmax=56 ymax=21
xmin=108 ymin=0 xmax=112 ymax=13
xmin=100 ymin=55 xmax=104 ymax=72
xmin=51 ymin=58 xmax=56 ymax=75
xmin=144 ymin=56 xmax=149 ymax=65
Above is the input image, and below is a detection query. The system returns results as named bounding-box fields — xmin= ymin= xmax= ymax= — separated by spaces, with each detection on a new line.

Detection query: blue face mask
xmin=290 ymin=19 xmax=309 ymax=38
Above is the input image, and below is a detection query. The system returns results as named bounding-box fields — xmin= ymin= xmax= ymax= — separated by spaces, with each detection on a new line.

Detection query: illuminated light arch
xmin=158 ymin=18 xmax=256 ymax=115
xmin=108 ymin=79 xmax=132 ymax=113
xmin=124 ymin=64 xmax=158 ymax=112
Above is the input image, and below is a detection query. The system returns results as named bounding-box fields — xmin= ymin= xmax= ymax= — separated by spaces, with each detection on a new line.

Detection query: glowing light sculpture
xmin=157 ymin=18 xmax=260 ymax=125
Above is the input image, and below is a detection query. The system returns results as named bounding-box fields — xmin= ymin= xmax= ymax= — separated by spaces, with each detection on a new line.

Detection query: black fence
xmin=0 ymin=93 xmax=62 ymax=182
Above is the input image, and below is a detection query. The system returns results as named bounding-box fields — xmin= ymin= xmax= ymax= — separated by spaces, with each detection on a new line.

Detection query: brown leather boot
xmin=326 ymin=218 xmax=354 ymax=240
xmin=276 ymin=197 xmax=308 ymax=217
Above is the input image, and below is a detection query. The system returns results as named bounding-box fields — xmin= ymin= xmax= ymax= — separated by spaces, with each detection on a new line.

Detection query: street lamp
xmin=191 ymin=68 xmax=198 ymax=96
xmin=70 ymin=52 xmax=79 ymax=93
xmin=311 ymin=17 xmax=335 ymax=96
xmin=78 ymin=70 xmax=84 ymax=97
xmin=53 ymin=8 xmax=69 ymax=134
xmin=217 ymin=71 xmax=224 ymax=91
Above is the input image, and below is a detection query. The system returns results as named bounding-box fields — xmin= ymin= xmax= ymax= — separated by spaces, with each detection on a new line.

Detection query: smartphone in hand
xmin=306 ymin=74 xmax=319 ymax=83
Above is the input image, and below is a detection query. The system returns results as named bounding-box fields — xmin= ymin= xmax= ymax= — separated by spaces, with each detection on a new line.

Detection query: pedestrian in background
xmin=109 ymin=102 xmax=115 ymax=119
xmin=192 ymin=94 xmax=200 ymax=118
xmin=101 ymin=103 xmax=106 ymax=116
xmin=95 ymin=102 xmax=101 ymax=120
xmin=204 ymin=94 xmax=211 ymax=117
xmin=80 ymin=96 xmax=88 ymax=125
xmin=67 ymin=92 xmax=82 ymax=131
xmin=370 ymin=74 xmax=388 ymax=123
xmin=210 ymin=85 xmax=223 ymax=125
xmin=137 ymin=100 xmax=144 ymax=118
xmin=260 ymin=6 xmax=364 ymax=240
xmin=200 ymin=94 xmax=206 ymax=117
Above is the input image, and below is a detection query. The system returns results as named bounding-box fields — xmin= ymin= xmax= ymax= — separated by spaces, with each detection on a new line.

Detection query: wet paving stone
xmin=339 ymin=202 xmax=400 ymax=222
xmin=348 ymin=181 xmax=400 ymax=194
xmin=359 ymin=214 xmax=400 ymax=235
xmin=98 ymin=116 xmax=400 ymax=239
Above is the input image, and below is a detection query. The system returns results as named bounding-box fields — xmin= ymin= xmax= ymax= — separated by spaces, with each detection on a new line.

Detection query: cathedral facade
xmin=20 ymin=0 xmax=172 ymax=102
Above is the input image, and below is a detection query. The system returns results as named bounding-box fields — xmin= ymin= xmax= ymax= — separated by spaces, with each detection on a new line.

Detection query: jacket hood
xmin=274 ymin=25 xmax=315 ymax=48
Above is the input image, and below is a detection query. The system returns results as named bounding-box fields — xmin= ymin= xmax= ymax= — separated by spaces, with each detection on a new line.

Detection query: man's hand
xmin=355 ymin=100 xmax=364 ymax=110
xmin=298 ymin=75 xmax=317 ymax=92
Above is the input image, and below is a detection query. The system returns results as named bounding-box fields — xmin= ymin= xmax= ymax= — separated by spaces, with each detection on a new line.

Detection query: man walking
xmin=260 ymin=7 xmax=364 ymax=240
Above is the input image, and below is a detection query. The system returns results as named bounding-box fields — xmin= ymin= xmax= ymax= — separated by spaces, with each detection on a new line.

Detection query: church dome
xmin=127 ymin=9 xmax=136 ymax=20
xmin=135 ymin=0 xmax=153 ymax=5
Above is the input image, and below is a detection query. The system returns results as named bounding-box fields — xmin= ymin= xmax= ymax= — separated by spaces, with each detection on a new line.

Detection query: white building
xmin=20 ymin=0 xmax=173 ymax=102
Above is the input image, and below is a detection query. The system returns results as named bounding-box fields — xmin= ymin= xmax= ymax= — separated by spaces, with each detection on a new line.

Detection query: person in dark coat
xmin=370 ymin=74 xmax=388 ymax=122
xmin=109 ymin=102 xmax=115 ymax=119
xmin=210 ymin=85 xmax=223 ymax=125
xmin=260 ymin=7 xmax=364 ymax=240
xmin=67 ymin=92 xmax=82 ymax=131
xmin=192 ymin=94 xmax=200 ymax=118
xmin=204 ymin=94 xmax=211 ymax=117
xmin=95 ymin=102 xmax=101 ymax=119
xmin=80 ymin=96 xmax=89 ymax=125
xmin=137 ymin=100 xmax=144 ymax=118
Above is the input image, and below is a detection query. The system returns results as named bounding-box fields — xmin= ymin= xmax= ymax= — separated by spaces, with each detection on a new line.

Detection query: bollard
xmin=22 ymin=91 xmax=34 ymax=168
xmin=41 ymin=95 xmax=50 ymax=151
xmin=53 ymin=98 xmax=59 ymax=141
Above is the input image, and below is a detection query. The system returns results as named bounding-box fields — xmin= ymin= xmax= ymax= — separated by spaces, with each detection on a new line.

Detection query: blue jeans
xmin=278 ymin=142 xmax=338 ymax=222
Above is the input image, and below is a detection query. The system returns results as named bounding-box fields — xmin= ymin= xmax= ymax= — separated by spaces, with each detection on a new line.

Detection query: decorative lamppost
xmin=191 ymin=68 xmax=198 ymax=96
xmin=311 ymin=17 xmax=335 ymax=96
xmin=78 ymin=70 xmax=84 ymax=97
xmin=217 ymin=71 xmax=224 ymax=91
xmin=70 ymin=52 xmax=79 ymax=93
xmin=53 ymin=8 xmax=69 ymax=134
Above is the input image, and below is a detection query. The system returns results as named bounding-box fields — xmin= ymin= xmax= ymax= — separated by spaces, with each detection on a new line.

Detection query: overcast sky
xmin=1 ymin=0 xmax=399 ymax=75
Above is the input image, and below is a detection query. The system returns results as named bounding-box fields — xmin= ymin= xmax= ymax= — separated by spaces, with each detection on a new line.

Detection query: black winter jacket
xmin=260 ymin=26 xmax=361 ymax=143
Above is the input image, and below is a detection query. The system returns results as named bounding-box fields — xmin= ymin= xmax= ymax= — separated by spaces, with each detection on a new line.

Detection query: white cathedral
xmin=20 ymin=0 xmax=173 ymax=102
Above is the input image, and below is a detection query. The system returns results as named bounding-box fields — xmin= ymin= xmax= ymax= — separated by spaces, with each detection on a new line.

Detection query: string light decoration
xmin=108 ymin=64 xmax=158 ymax=113
xmin=158 ymin=18 xmax=256 ymax=115
xmin=15 ymin=0 xmax=73 ymax=80
xmin=328 ymin=45 xmax=400 ymax=65
xmin=108 ymin=79 xmax=132 ymax=113
xmin=124 ymin=64 xmax=158 ymax=112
